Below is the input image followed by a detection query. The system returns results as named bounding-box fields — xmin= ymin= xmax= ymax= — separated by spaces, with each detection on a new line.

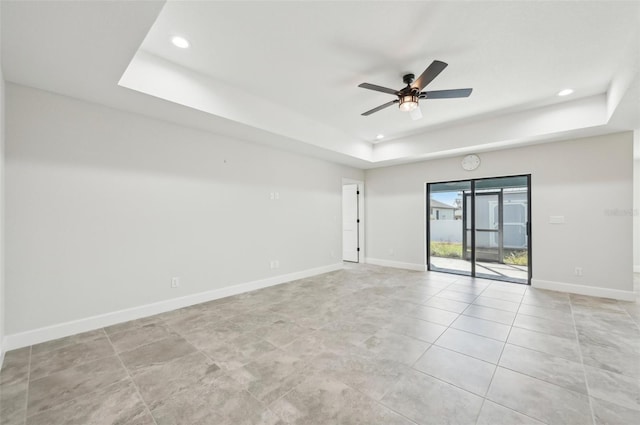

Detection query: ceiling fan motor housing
xmin=402 ymin=73 xmax=415 ymax=85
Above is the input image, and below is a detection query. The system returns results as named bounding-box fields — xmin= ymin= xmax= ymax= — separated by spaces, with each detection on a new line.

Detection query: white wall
xmin=4 ymin=84 xmax=363 ymax=338
xmin=0 ymin=17 xmax=5 ymax=360
xmin=634 ymin=155 xmax=640 ymax=272
xmin=366 ymin=132 xmax=634 ymax=299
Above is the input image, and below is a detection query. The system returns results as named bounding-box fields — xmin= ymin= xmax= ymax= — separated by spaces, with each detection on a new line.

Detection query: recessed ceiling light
xmin=557 ymin=89 xmax=574 ymax=97
xmin=376 ymin=134 xmax=385 ymax=140
xmin=171 ymin=36 xmax=190 ymax=49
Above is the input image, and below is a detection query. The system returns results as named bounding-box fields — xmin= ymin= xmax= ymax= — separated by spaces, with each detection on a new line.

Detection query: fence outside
xmin=430 ymin=220 xmax=462 ymax=243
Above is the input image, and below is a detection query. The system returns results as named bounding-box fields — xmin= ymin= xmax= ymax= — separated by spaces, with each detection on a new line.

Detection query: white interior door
xmin=342 ymin=184 xmax=359 ymax=262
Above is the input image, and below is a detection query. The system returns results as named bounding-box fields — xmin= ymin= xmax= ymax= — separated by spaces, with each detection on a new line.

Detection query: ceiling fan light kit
xmin=399 ymin=94 xmax=419 ymax=111
xmin=359 ymin=60 xmax=472 ymax=117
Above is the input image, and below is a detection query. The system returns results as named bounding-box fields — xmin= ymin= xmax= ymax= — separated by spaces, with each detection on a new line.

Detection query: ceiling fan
xmin=358 ymin=60 xmax=472 ymax=119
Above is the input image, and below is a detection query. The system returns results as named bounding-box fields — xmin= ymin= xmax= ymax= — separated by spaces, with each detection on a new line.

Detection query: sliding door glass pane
xmin=428 ymin=181 xmax=471 ymax=275
xmin=474 ymin=192 xmax=500 ymax=263
xmin=474 ymin=176 xmax=529 ymax=283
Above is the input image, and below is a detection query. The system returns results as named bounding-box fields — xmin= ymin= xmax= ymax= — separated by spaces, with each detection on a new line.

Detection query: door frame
xmin=342 ymin=178 xmax=365 ymax=263
xmin=426 ymin=174 xmax=532 ymax=284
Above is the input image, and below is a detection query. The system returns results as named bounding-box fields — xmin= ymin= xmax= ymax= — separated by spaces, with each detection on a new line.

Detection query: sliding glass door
xmin=427 ymin=175 xmax=530 ymax=284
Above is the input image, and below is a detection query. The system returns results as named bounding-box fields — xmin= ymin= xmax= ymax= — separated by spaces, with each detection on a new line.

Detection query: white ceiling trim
xmin=120 ymin=51 xmax=373 ymax=162
xmin=120 ymin=48 xmax=631 ymax=168
xmin=373 ymin=94 xmax=608 ymax=164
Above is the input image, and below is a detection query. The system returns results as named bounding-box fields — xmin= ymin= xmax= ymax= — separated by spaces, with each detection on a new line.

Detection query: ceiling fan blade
xmin=413 ymin=60 xmax=448 ymax=91
xmin=361 ymin=100 xmax=399 ymax=116
xmin=410 ymin=106 xmax=423 ymax=121
xmin=420 ymin=88 xmax=473 ymax=99
xmin=358 ymin=83 xmax=399 ymax=95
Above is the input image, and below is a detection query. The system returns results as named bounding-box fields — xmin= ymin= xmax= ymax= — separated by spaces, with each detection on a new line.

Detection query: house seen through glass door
xmin=427 ymin=175 xmax=531 ymax=284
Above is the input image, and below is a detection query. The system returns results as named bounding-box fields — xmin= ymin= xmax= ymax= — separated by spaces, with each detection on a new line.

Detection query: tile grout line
xmin=27 ymin=329 xmax=108 ymax=356
xmin=266 ymin=350 xmax=340 ymax=422
xmin=460 ymin=304 xmax=517 ymax=326
xmin=429 ymin=326 xmax=506 ymax=363
xmin=27 ymin=333 xmax=138 ymax=384
xmin=338 ymin=376 xmax=421 ymax=425
xmin=618 ymin=298 xmax=640 ymax=332
xmin=567 ymin=296 xmax=597 ymax=425
xmin=448 ymin=321 xmax=511 ymax=343
xmin=406 ymin=367 xmax=547 ymax=425
xmin=20 ymin=345 xmax=33 ymax=425
xmin=102 ymin=328 xmax=159 ymax=425
xmin=23 ymin=345 xmax=143 ymax=420
xmin=415 ymin=275 xmax=485 ymax=350
xmin=270 ymin=301 xmax=429 ymax=422
xmin=473 ymin=282 xmax=517 ymax=425
xmin=410 ymin=280 xmax=490 ymax=423
xmin=258 ymin=352 xmax=321 ymax=419
xmin=411 ymin=366 xmax=487 ymax=397
xmin=503 ymin=339 xmax=576 ymax=362
xmin=409 ymin=282 xmax=550 ymax=425
xmin=504 ymin=320 xmax=576 ymax=340
xmin=476 ymin=398 xmax=550 ymax=425
xmin=162 ymin=320 xmax=291 ymax=422
xmin=475 ymin=286 xmax=517 ymax=424
xmin=167 ymin=316 xmax=292 ymax=424
xmin=153 ymin=316 xmax=262 ymax=399
xmin=476 ymin=286 xmax=554 ymax=425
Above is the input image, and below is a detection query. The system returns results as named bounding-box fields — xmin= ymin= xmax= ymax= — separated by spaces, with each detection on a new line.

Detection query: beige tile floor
xmin=1 ymin=265 xmax=639 ymax=425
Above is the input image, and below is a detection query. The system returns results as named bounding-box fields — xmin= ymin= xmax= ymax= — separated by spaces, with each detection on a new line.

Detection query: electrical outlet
xmin=171 ymin=277 xmax=181 ymax=288
xmin=275 ymin=260 xmax=279 ymax=268
xmin=574 ymin=267 xmax=583 ymax=277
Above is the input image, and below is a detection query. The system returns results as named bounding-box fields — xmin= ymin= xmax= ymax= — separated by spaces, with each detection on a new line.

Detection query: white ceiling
xmin=2 ymin=1 xmax=639 ymax=168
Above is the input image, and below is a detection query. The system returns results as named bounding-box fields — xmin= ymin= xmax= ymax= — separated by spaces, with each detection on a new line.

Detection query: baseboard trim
xmin=365 ymin=258 xmax=426 ymax=272
xmin=634 ymin=265 xmax=640 ymax=273
xmin=4 ymin=263 xmax=344 ymax=351
xmin=531 ymin=279 xmax=635 ymax=301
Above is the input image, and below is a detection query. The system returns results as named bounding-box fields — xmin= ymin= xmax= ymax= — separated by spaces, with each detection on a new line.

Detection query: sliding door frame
xmin=426 ymin=174 xmax=532 ymax=285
